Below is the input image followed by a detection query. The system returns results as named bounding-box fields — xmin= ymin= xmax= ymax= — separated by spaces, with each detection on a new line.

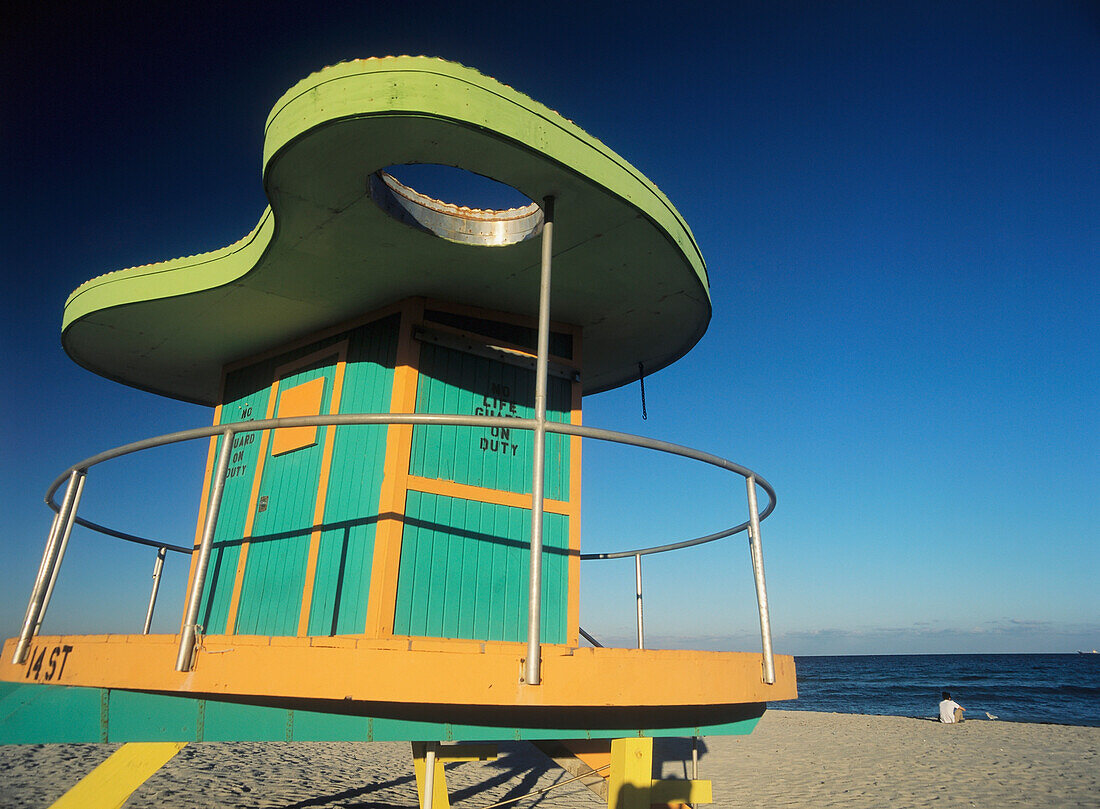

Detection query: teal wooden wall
xmin=400 ymin=341 xmax=574 ymax=643
xmin=194 ymin=307 xmax=575 ymax=644
xmin=197 ymin=362 xmax=272 ymax=634
xmin=234 ymin=359 xmax=336 ymax=635
xmin=409 ymin=343 xmax=571 ymax=499
xmin=394 ymin=492 xmax=569 ymax=643
xmin=198 ymin=316 xmax=397 ymax=636
xmin=307 ymin=321 xmax=396 ymax=635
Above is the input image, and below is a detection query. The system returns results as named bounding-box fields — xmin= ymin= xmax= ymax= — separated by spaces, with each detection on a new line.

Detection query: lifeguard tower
xmin=2 ymin=57 xmax=795 ymax=808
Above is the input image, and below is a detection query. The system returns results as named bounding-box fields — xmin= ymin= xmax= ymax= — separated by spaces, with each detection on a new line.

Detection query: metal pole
xmin=525 ymin=195 xmax=554 ymax=686
xmin=143 ymin=547 xmax=168 ymax=634
xmin=578 ymin=626 xmax=604 ymax=648
xmin=176 ymin=428 xmax=235 ymax=671
xmin=35 ymin=472 xmax=87 ymax=635
xmin=746 ymin=476 xmax=775 ymax=684
xmin=30 ymin=510 xmax=64 ymax=601
xmin=635 ymin=553 xmax=645 ymax=650
xmin=690 ymin=736 xmax=699 ymax=808
xmin=423 ymin=741 xmax=438 ymax=809
xmin=13 ymin=470 xmax=84 ymax=664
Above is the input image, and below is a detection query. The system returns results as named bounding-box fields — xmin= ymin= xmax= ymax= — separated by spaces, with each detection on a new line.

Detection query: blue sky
xmin=2 ymin=2 xmax=1097 ymax=655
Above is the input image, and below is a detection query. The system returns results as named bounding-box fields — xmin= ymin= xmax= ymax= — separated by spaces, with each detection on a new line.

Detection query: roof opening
xmin=369 ymin=164 xmax=543 ymax=247
xmin=386 ymin=164 xmax=531 ymax=210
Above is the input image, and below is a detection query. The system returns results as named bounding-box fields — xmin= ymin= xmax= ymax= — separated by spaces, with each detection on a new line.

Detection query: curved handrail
xmin=24 ymin=412 xmax=776 ymax=683
xmin=64 ymin=517 xmax=193 ymax=556
xmin=555 ymin=423 xmax=776 ymax=559
xmin=43 ymin=414 xmax=775 ymax=562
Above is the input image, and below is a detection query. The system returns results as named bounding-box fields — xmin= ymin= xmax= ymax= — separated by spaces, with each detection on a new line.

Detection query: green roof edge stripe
xmin=63 ymin=56 xmax=707 ymax=334
xmin=262 ymin=56 xmax=706 ymax=282
xmin=64 ymin=211 xmax=275 ymax=327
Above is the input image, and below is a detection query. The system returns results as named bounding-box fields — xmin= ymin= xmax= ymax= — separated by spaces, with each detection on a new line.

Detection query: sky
xmin=2 ymin=1 xmax=1097 ymax=656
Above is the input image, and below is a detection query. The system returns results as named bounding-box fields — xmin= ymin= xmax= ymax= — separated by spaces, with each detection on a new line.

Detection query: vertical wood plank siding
xmin=194 ymin=305 xmax=573 ymax=644
xmin=234 ymin=360 xmax=336 ymax=635
xmin=399 ymin=341 xmax=573 ymax=643
xmin=409 ymin=343 xmax=571 ymax=499
xmin=197 ymin=316 xmax=397 ymax=636
xmin=307 ymin=320 xmax=397 ymax=634
xmin=197 ymin=364 xmax=272 ymax=633
xmin=394 ymin=492 xmax=570 ymax=643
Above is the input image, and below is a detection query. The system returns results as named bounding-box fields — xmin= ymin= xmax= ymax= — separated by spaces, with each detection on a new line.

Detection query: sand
xmin=1 ymin=710 xmax=1097 ymax=808
xmin=701 ymin=710 xmax=1099 ymax=808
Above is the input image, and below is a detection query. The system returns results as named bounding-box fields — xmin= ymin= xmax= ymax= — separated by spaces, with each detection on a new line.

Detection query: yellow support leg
xmin=411 ymin=742 xmax=498 ymax=809
xmin=609 ymin=738 xmax=654 ymax=809
xmin=49 ymin=742 xmax=187 ymax=809
xmin=411 ymin=742 xmax=449 ymax=809
xmin=650 ymin=778 xmax=713 ymax=807
xmin=607 ymin=737 xmax=712 ymax=809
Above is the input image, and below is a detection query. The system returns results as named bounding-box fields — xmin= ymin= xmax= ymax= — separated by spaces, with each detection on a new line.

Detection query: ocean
xmin=773 ymin=653 xmax=1100 ymax=727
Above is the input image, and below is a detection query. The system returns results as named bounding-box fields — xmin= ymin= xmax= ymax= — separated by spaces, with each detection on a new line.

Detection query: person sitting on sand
xmin=939 ymin=691 xmax=965 ymax=723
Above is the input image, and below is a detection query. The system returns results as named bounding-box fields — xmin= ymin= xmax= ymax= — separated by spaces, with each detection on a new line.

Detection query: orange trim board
xmin=297 ymin=348 xmax=349 ymax=635
xmin=183 ymin=403 xmax=223 ymax=625
xmin=1 ymin=635 xmax=796 ymax=712
xmin=366 ymin=298 xmax=424 ymax=638
xmin=224 ymin=342 xmax=348 ymax=635
xmin=270 ymin=376 xmax=325 ymax=455
xmin=222 ymin=380 xmax=280 ymax=634
xmin=406 ymin=475 xmax=572 ymax=515
xmin=566 ymin=355 xmax=583 ymax=647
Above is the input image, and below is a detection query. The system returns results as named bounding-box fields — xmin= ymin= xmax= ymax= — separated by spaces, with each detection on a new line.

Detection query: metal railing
xmin=14 ymin=412 xmax=778 ymax=683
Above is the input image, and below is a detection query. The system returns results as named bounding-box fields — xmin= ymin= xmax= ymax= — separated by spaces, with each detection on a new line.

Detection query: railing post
xmin=525 ymin=195 xmax=554 ymax=686
xmin=690 ymin=735 xmax=699 ymax=809
xmin=30 ymin=509 xmax=65 ymax=601
xmin=34 ymin=472 xmax=88 ymax=636
xmin=422 ymin=741 xmax=438 ymax=809
xmin=746 ymin=475 xmax=775 ymax=684
xmin=13 ymin=469 xmax=85 ymax=664
xmin=635 ymin=553 xmax=645 ymax=650
xmin=143 ymin=546 xmax=168 ymax=634
xmin=176 ymin=428 xmax=235 ymax=671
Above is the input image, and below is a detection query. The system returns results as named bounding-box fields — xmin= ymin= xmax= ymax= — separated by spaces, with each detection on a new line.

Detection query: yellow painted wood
xmin=0 ymin=635 xmax=796 ymax=710
xmin=649 ymin=778 xmax=712 ymax=806
xmin=49 ymin=742 xmax=186 ymax=809
xmin=296 ymin=344 xmax=349 ymax=636
xmin=222 ymin=375 xmax=280 ymax=633
xmin=406 ymin=474 xmax=573 ymax=515
xmin=411 ymin=742 xmax=451 ymax=809
xmin=367 ymin=299 xmax=423 ymax=636
xmin=184 ymin=402 xmax=222 ymax=606
xmin=563 ymin=739 xmax=613 ymax=775
xmin=270 ymin=376 xmax=325 ymax=455
xmin=608 ymin=737 xmax=653 ymax=809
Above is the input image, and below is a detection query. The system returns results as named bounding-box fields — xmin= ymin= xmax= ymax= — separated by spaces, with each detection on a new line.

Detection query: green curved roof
xmin=63 ymin=56 xmax=711 ymax=404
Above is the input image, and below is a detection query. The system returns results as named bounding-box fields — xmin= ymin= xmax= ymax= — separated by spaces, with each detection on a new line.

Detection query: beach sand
xmin=701 ymin=710 xmax=1099 ymax=808
xmin=1 ymin=710 xmax=1097 ymax=808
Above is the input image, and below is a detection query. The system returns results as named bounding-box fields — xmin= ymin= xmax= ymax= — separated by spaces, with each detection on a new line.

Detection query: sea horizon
xmin=776 ymin=652 xmax=1100 ymax=727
